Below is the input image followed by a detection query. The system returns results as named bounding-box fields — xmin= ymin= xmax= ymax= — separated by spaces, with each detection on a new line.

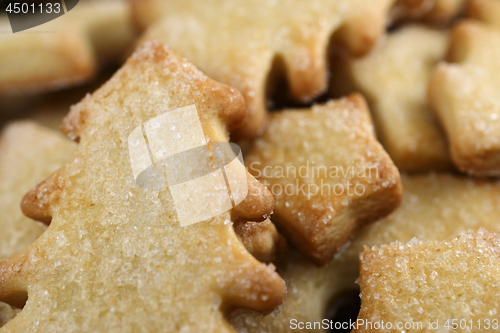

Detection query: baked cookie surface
xmin=331 ymin=25 xmax=452 ymax=173
xmin=0 ymin=122 xmax=75 ymax=328
xmin=429 ymin=11 xmax=500 ymax=175
xmin=233 ymin=174 xmax=500 ymax=333
xmin=0 ymin=43 xmax=284 ymax=333
xmin=246 ymin=94 xmax=402 ymax=265
xmin=0 ymin=1 xmax=136 ymax=94
xmin=355 ymin=229 xmax=500 ymax=333
xmin=134 ymin=0 xmax=399 ymax=138
xmin=0 ymin=121 xmax=76 ymax=262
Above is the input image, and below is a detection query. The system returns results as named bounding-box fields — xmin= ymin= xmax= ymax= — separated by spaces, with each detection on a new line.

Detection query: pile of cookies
xmin=1 ymin=0 xmax=500 ymax=332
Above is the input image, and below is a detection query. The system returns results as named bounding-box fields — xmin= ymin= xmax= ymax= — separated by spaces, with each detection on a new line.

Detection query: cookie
xmin=331 ymin=25 xmax=452 ymax=173
xmin=0 ymin=0 xmax=136 ymax=94
xmin=0 ymin=121 xmax=76 ymax=262
xmin=0 ymin=122 xmax=75 ymax=328
xmin=133 ymin=0 xmax=399 ymax=138
xmin=0 ymin=43 xmax=284 ymax=332
xmin=234 ymin=219 xmax=287 ymax=263
xmin=232 ymin=173 xmax=500 ymax=333
xmin=429 ymin=18 xmax=500 ymax=175
xmin=349 ymin=174 xmax=500 ymax=252
xmin=355 ymin=229 xmax=500 ymax=333
xmin=246 ymin=94 xmax=402 ymax=265
xmin=230 ymin=252 xmax=360 ymax=333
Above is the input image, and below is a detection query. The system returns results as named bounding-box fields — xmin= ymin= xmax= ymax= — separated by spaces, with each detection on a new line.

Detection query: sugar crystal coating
xmin=232 ymin=174 xmax=500 ymax=333
xmin=246 ymin=94 xmax=402 ymax=265
xmin=331 ymin=25 xmax=451 ymax=173
xmin=355 ymin=229 xmax=500 ymax=333
xmin=134 ymin=0 xmax=399 ymax=138
xmin=0 ymin=122 xmax=75 ymax=328
xmin=0 ymin=43 xmax=284 ymax=333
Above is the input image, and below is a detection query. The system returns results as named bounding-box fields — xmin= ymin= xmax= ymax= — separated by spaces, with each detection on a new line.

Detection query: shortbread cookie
xmin=0 ymin=121 xmax=75 ymax=326
xmin=233 ymin=173 xmax=500 ymax=333
xmin=133 ymin=0 xmax=399 ymax=138
xmin=0 ymin=122 xmax=75 ymax=328
xmin=348 ymin=174 xmax=500 ymax=253
xmin=0 ymin=121 xmax=76 ymax=261
xmin=354 ymin=229 xmax=500 ymax=333
xmin=0 ymin=19 xmax=92 ymax=93
xmin=0 ymin=43 xmax=284 ymax=332
xmin=429 ymin=19 xmax=500 ymax=175
xmin=246 ymin=94 xmax=402 ymax=265
xmin=234 ymin=219 xmax=287 ymax=263
xmin=0 ymin=1 xmax=136 ymax=94
xmin=331 ymin=25 xmax=451 ymax=173
xmin=230 ymin=252 xmax=360 ymax=333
